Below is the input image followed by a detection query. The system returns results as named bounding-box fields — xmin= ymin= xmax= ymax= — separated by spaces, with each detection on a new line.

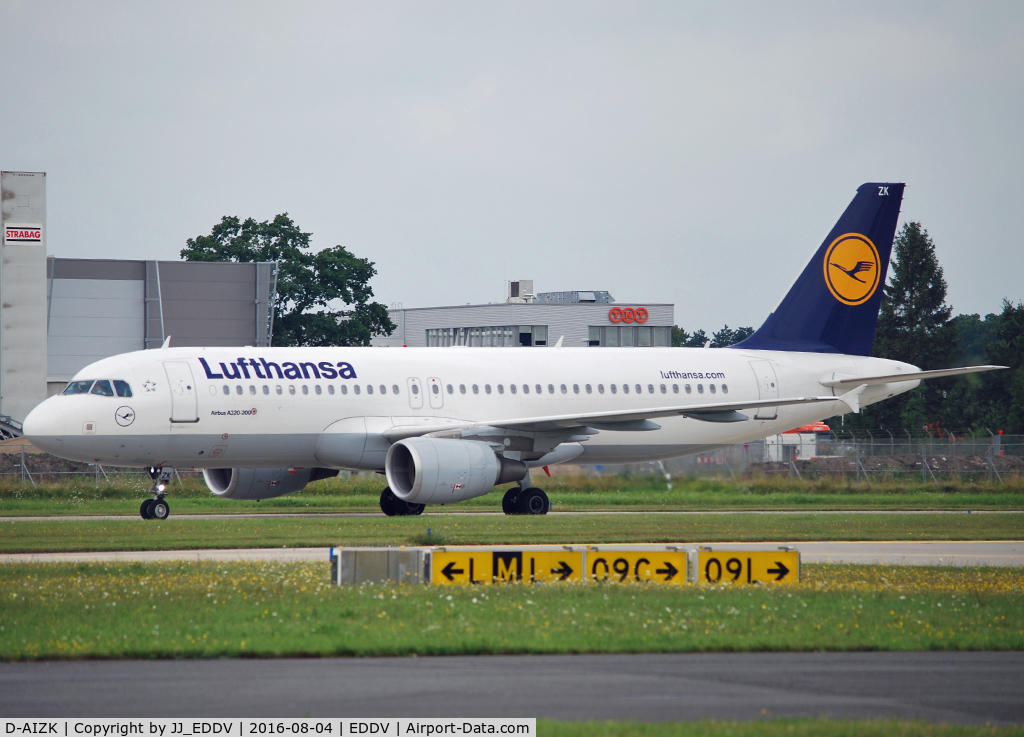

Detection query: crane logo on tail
xmin=823 ymin=233 xmax=881 ymax=306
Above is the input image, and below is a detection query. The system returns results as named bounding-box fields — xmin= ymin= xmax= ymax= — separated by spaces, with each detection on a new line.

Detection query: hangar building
xmin=1 ymin=170 xmax=277 ymax=425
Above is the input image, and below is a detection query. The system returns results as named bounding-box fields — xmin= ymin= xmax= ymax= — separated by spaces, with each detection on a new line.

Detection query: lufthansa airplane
xmin=23 ymin=183 xmax=1003 ymax=520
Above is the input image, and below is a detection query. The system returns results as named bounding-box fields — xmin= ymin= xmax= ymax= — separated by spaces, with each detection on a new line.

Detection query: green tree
xmin=857 ymin=221 xmax=957 ymax=429
xmin=182 ymin=214 xmax=394 ymax=347
xmin=978 ymin=300 xmax=1024 ymax=433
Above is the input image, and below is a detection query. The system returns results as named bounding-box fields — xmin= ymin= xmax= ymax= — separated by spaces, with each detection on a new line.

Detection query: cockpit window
xmin=91 ymin=380 xmax=115 ymax=397
xmin=114 ymin=380 xmax=132 ymax=398
xmin=63 ymin=380 xmax=94 ymax=395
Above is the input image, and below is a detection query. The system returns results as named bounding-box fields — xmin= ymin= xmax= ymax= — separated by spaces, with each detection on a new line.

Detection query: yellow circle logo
xmin=823 ymin=233 xmax=880 ymax=306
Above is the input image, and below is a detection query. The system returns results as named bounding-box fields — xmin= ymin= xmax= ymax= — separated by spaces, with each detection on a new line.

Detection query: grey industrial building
xmin=373 ymin=279 xmax=674 ymax=349
xmin=1 ymin=171 xmax=278 ymax=425
xmin=2 ymin=172 xmax=676 ymax=427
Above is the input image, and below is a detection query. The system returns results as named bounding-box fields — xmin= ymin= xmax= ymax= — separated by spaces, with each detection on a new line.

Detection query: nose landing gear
xmin=140 ymin=467 xmax=173 ymax=520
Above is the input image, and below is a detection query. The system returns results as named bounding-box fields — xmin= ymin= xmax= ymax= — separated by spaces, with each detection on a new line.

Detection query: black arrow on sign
xmin=550 ymin=561 xmax=574 ymax=581
xmin=767 ymin=561 xmax=790 ymax=581
xmin=441 ymin=562 xmax=464 ymax=581
xmin=656 ymin=561 xmax=679 ymax=581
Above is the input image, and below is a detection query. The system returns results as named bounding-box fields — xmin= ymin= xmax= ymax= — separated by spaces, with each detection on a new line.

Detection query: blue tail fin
xmin=732 ymin=182 xmax=904 ymax=356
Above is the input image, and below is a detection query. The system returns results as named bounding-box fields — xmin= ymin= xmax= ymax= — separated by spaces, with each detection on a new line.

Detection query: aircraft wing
xmin=820 ymin=365 xmax=1006 ymax=388
xmin=381 ymin=390 xmax=861 ymax=441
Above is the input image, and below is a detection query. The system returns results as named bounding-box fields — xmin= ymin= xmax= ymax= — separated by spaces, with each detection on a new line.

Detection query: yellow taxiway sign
xmin=432 ymin=549 xmax=583 ymax=585
xmin=697 ymin=550 xmax=799 ymax=584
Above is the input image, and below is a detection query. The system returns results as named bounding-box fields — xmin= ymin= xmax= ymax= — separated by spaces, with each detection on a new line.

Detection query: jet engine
xmin=203 ymin=467 xmax=339 ymax=501
xmin=385 ymin=437 xmax=527 ymax=504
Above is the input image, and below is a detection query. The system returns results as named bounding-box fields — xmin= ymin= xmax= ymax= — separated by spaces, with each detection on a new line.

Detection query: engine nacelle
xmin=385 ymin=437 xmax=527 ymax=504
xmin=203 ymin=467 xmax=339 ymax=501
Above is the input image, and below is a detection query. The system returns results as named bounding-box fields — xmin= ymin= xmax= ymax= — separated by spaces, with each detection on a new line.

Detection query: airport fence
xmin=592 ymin=430 xmax=1023 ymax=485
xmin=1 ymin=430 xmax=1021 ymax=486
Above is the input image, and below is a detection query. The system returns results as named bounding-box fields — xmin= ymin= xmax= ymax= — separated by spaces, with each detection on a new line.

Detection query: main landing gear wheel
xmin=140 ymin=499 xmax=154 ymax=520
xmin=381 ymin=487 xmax=425 ymax=516
xmin=516 ymin=487 xmax=549 ymax=515
xmin=502 ymin=487 xmax=521 ymax=515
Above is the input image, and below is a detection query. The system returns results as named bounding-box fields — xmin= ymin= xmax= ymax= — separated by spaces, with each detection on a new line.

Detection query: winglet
xmin=838 ymin=384 xmax=868 ymax=414
xmin=161 ymin=336 xmax=172 ymax=349
xmin=554 ymin=335 xmax=564 ymax=348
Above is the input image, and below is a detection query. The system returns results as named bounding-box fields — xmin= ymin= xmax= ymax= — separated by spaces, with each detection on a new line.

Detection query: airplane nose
xmin=23 ymin=401 xmax=65 ymax=453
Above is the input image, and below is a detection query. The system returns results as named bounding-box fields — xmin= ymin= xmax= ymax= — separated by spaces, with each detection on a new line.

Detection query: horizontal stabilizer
xmin=821 ymin=365 xmax=1007 ymax=388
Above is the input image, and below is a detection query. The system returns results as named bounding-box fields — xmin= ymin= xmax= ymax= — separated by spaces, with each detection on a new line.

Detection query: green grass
xmin=1 ymin=512 xmax=1022 ymax=553
xmin=0 ymin=562 xmax=1020 ymax=660
xmin=538 ymin=720 xmax=1024 ymax=736
xmin=1 ymin=474 xmax=1022 ymax=517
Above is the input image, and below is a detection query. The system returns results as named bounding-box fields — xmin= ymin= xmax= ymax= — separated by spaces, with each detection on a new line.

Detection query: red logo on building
xmin=609 ymin=307 xmax=648 ymax=324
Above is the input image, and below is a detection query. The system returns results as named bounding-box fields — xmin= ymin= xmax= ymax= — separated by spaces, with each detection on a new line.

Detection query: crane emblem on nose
xmin=115 ymin=406 xmax=136 ymax=427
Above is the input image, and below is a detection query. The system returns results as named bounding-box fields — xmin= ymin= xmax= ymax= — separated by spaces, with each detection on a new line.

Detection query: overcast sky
xmin=3 ymin=1 xmax=1022 ymax=331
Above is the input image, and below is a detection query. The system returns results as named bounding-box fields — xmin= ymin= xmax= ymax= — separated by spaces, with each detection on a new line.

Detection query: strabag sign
xmin=3 ymin=223 xmax=42 ymax=245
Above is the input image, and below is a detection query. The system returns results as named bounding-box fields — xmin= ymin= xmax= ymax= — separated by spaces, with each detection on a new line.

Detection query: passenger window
xmin=635 ymin=384 xmax=642 ymax=394
xmin=510 ymin=384 xmax=517 ymax=394
xmin=114 ymin=380 xmax=132 ymax=398
xmin=302 ymin=385 xmax=309 ymax=395
xmin=315 ymin=385 xmax=322 ymax=395
xmin=473 ymin=384 xmax=480 ymax=394
xmin=485 ymin=384 xmax=492 ymax=394
xmin=560 ymin=384 xmax=567 ymax=394
xmin=250 ymin=385 xmax=257 ymax=395
xmin=622 ymin=384 xmax=628 ymax=394
xmin=685 ymin=384 xmax=692 ymax=394
xmin=430 ymin=385 xmax=437 ymax=395
xmin=660 ymin=384 xmax=666 ymax=394
xmin=223 ymin=385 xmax=230 ymax=395
xmin=447 ymin=384 xmax=454 ymax=394
xmin=366 ymin=385 xmax=373 ymax=395
xmin=673 ymin=384 xmax=679 ymax=393
xmin=460 ymin=384 xmax=467 ymax=394
xmin=63 ymin=380 xmax=94 ymax=395
xmin=353 ymin=385 xmax=360 ymax=395
xmin=523 ymin=385 xmax=529 ymax=394
xmin=340 ymin=385 xmax=348 ymax=395
xmin=263 ymin=385 xmax=270 ymax=395
xmin=547 ymin=384 xmax=554 ymax=394
xmin=722 ymin=384 xmax=728 ymax=394
xmin=585 ymin=384 xmax=592 ymax=394
xmin=648 ymin=384 xmax=654 ymax=394
xmin=597 ymin=384 xmax=604 ymax=394
xmin=535 ymin=384 xmax=542 ymax=394
xmin=611 ymin=384 xmax=617 ymax=394
xmin=498 ymin=384 xmax=504 ymax=394
xmin=411 ymin=384 xmax=418 ymax=395
xmin=709 ymin=384 xmax=716 ymax=394
xmin=91 ymin=380 xmax=114 ymax=397
xmin=392 ymin=385 xmax=400 ymax=394
xmin=327 ymin=385 xmax=334 ymax=395
xmin=380 ymin=385 xmax=386 ymax=395
xmin=697 ymin=384 xmax=704 ymax=394
xmin=234 ymin=385 xmax=242 ymax=395
xmin=573 ymin=384 xmax=579 ymax=394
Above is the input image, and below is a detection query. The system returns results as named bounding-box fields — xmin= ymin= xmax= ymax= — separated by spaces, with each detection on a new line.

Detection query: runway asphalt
xmin=1 ymin=652 xmax=1021 ymax=723
xmin=2 ymin=509 xmax=1019 ymax=521
xmin=2 ymin=540 xmax=1022 ymax=565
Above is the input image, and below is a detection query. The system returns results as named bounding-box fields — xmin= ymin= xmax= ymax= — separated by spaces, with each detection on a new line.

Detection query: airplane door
xmin=164 ymin=362 xmax=199 ymax=423
xmin=749 ymin=360 xmax=779 ymax=420
xmin=407 ymin=378 xmax=423 ymax=409
xmin=427 ymin=377 xmax=444 ymax=409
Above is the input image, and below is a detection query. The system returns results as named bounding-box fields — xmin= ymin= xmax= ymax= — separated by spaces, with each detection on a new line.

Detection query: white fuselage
xmin=24 ymin=346 xmax=919 ymax=470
